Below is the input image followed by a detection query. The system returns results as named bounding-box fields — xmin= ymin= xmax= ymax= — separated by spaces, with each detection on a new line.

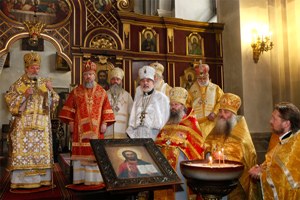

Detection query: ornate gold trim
xmin=167 ymin=28 xmax=174 ymax=54
xmin=117 ymin=0 xmax=134 ymax=12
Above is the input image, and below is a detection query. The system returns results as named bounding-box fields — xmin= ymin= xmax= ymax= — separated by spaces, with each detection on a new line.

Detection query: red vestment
xmin=155 ymin=108 xmax=204 ymax=168
xmin=59 ymin=84 xmax=115 ymax=160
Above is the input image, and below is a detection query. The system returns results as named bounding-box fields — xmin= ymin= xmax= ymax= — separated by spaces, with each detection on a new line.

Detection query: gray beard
xmin=167 ymin=108 xmax=186 ymax=125
xmin=142 ymin=86 xmax=154 ymax=93
xmin=84 ymin=81 xmax=94 ymax=88
xmin=110 ymin=83 xmax=122 ymax=96
xmin=27 ymin=74 xmax=39 ymax=79
xmin=211 ymin=115 xmax=237 ymax=138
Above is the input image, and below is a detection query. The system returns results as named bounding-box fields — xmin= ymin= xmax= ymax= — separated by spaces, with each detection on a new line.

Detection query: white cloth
xmin=72 ymin=160 xmax=103 ymax=185
xmin=176 ymin=151 xmax=189 ymax=200
xmin=11 ymin=169 xmax=52 ymax=188
xmin=106 ymin=89 xmax=133 ymax=138
xmin=127 ymin=90 xmax=169 ymax=140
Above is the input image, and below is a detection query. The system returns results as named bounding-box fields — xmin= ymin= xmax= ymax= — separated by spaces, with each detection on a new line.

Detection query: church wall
xmin=217 ymin=0 xmax=276 ymax=163
xmin=0 ymin=0 xmax=225 ymax=153
xmin=0 ymin=40 xmax=71 ymax=126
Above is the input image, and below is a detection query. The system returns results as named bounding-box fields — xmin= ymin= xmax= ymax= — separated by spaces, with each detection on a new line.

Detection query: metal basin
xmin=180 ymin=159 xmax=245 ymax=200
xmin=180 ymin=159 xmax=244 ymax=181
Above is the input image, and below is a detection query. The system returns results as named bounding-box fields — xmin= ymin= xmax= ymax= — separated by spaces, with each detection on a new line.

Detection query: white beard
xmin=199 ymin=80 xmax=209 ymax=87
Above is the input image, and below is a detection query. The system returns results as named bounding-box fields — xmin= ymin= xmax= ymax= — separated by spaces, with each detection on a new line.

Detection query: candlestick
xmin=222 ymin=148 xmax=225 ymax=164
xmin=218 ymin=151 xmax=221 ymax=165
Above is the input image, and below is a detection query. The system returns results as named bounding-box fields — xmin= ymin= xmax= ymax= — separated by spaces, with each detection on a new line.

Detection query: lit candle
xmin=222 ymin=148 xmax=225 ymax=164
xmin=209 ymin=156 xmax=213 ymax=166
xmin=218 ymin=151 xmax=221 ymax=165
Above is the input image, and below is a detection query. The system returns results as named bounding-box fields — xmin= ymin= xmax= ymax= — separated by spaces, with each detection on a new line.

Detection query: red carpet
xmin=0 ymin=153 xmax=139 ymax=199
xmin=0 ymin=163 xmax=132 ymax=200
xmin=65 ymin=183 xmax=105 ymax=191
xmin=0 ymin=164 xmax=75 ymax=200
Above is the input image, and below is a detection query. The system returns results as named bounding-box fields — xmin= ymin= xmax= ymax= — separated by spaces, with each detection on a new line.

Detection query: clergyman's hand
xmin=207 ymin=112 xmax=216 ymax=121
xmin=248 ymin=164 xmax=262 ymax=180
xmin=25 ymin=87 xmax=34 ymax=98
xmin=46 ymin=80 xmax=53 ymax=91
xmin=101 ymin=123 xmax=107 ymax=133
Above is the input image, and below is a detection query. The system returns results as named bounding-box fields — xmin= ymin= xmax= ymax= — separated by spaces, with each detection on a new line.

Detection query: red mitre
xmin=83 ymin=60 xmax=97 ymax=73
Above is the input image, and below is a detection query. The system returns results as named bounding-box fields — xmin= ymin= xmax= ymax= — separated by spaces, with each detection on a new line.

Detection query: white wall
xmin=0 ymin=39 xmax=71 ymax=127
xmin=175 ymin=0 xmax=215 ymax=21
xmin=134 ymin=0 xmax=215 ymax=22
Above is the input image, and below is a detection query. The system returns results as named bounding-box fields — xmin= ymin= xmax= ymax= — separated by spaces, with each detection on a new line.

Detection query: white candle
xmin=222 ymin=148 xmax=225 ymax=164
xmin=209 ymin=156 xmax=213 ymax=166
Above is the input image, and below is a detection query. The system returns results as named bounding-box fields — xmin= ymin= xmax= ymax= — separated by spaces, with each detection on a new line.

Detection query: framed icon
xmin=90 ymin=138 xmax=181 ymax=192
xmin=139 ymin=28 xmax=159 ymax=53
xmin=186 ymin=33 xmax=204 ymax=56
xmin=55 ymin=53 xmax=70 ymax=71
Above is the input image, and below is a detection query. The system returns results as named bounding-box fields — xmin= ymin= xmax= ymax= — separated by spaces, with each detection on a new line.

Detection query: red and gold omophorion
xmin=155 ymin=108 xmax=204 ymax=200
xmin=156 ymin=108 xmax=204 ymax=168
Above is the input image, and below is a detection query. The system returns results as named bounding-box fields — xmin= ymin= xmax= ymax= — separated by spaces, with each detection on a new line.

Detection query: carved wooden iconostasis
xmin=0 ymin=0 xmax=224 ymax=96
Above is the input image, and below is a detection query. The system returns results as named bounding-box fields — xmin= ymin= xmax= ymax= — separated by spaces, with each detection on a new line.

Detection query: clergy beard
xmin=271 ymin=127 xmax=285 ymax=135
xmin=199 ymin=80 xmax=209 ymax=87
xmin=110 ymin=83 xmax=122 ymax=96
xmin=167 ymin=107 xmax=186 ymax=125
xmin=27 ymin=74 xmax=39 ymax=79
xmin=212 ymin=115 xmax=237 ymax=138
xmin=84 ymin=81 xmax=95 ymax=88
xmin=142 ymin=85 xmax=154 ymax=93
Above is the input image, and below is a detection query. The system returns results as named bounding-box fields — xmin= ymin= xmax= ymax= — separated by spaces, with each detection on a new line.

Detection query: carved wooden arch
xmin=84 ymin=27 xmax=124 ymax=50
xmin=0 ymin=33 xmax=72 ymax=68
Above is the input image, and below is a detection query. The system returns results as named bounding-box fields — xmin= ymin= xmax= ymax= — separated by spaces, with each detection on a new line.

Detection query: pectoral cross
xmin=114 ymin=105 xmax=120 ymax=112
xmin=139 ymin=111 xmax=147 ymax=125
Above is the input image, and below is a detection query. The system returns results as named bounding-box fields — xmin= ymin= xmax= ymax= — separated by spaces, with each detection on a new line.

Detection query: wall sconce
xmin=251 ymin=31 xmax=274 ymax=63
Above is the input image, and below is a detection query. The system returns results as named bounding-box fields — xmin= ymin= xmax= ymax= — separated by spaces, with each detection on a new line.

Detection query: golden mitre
xmin=109 ymin=67 xmax=124 ymax=80
xmin=219 ymin=93 xmax=241 ymax=115
xmin=169 ymin=87 xmax=189 ymax=105
xmin=24 ymin=52 xmax=41 ymax=67
xmin=150 ymin=61 xmax=164 ymax=77
xmin=83 ymin=60 xmax=97 ymax=73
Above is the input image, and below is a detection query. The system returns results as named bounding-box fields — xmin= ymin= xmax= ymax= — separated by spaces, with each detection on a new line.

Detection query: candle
xmin=218 ymin=151 xmax=221 ymax=165
xmin=209 ymin=156 xmax=213 ymax=166
xmin=222 ymin=148 xmax=225 ymax=164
